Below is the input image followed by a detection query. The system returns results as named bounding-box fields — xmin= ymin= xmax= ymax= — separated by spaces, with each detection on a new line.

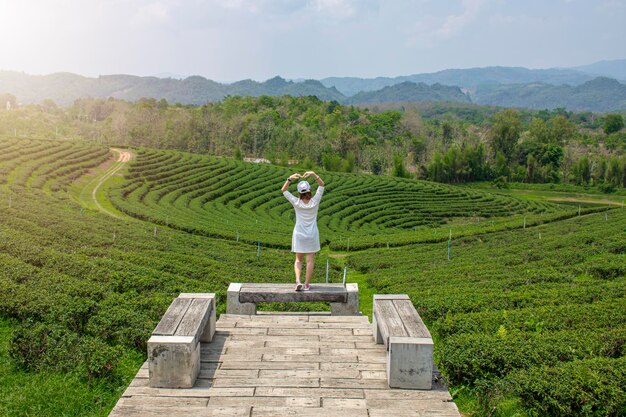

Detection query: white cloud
xmin=405 ymin=0 xmax=487 ymax=47
xmin=309 ymin=0 xmax=356 ymax=18
xmin=131 ymin=1 xmax=171 ymax=25
xmin=436 ymin=0 xmax=485 ymax=39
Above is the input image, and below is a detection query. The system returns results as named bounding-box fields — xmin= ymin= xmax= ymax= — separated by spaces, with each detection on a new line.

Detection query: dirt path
xmin=91 ymin=148 xmax=133 ymax=219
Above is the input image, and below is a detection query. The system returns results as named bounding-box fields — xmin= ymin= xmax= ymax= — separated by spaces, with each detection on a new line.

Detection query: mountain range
xmin=1 ymin=59 xmax=625 ymax=112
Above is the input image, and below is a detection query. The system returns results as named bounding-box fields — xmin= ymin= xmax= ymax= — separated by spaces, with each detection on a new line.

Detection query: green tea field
xmin=0 ymin=136 xmax=624 ymax=416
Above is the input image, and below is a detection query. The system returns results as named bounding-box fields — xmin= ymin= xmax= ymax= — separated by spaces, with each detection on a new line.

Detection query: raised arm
xmin=304 ymin=171 xmax=324 ymax=187
xmin=281 ymin=173 xmax=302 ymax=192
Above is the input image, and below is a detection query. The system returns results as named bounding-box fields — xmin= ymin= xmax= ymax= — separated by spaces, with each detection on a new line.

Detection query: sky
xmin=0 ymin=0 xmax=624 ymax=81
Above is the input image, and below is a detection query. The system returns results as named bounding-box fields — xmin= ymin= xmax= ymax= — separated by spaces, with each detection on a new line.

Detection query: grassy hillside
xmin=349 ymin=208 xmax=625 ymax=415
xmin=0 ymin=137 xmax=623 ymax=416
xmin=110 ymin=148 xmax=572 ymax=250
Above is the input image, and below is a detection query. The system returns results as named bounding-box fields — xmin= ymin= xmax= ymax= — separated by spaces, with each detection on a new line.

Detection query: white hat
xmin=297 ymin=180 xmax=311 ymax=194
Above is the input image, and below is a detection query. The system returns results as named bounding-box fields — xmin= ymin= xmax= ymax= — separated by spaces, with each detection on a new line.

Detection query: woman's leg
xmin=304 ymin=253 xmax=315 ymax=286
xmin=294 ymin=253 xmax=304 ymax=284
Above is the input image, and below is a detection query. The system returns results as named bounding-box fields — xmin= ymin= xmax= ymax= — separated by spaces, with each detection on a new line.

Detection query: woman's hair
xmin=299 ymin=191 xmax=312 ymax=199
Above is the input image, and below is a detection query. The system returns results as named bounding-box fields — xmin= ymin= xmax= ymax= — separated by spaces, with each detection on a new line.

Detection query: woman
xmin=281 ymin=171 xmax=325 ymax=291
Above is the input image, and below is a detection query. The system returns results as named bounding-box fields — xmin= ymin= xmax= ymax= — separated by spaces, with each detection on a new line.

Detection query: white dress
xmin=283 ymin=186 xmax=324 ymax=253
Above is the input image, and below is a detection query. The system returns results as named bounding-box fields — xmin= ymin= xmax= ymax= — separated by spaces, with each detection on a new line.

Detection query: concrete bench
xmin=147 ymin=293 xmax=216 ymax=388
xmin=372 ymin=294 xmax=433 ymax=389
xmin=227 ymin=283 xmax=359 ymax=315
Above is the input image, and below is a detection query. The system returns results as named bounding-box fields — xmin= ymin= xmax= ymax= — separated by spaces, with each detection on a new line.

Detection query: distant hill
xmin=474 ymin=77 xmax=626 ymax=112
xmin=0 ymin=72 xmax=344 ymax=106
xmin=1 ymin=60 xmax=625 ymax=112
xmin=322 ymin=67 xmax=595 ymax=97
xmin=346 ymin=81 xmax=470 ymax=105
xmin=321 ymin=59 xmax=626 ymax=97
xmin=574 ymin=59 xmax=626 ymax=82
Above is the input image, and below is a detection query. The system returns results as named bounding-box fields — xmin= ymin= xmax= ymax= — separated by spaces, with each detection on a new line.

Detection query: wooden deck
xmin=110 ymin=313 xmax=460 ymax=417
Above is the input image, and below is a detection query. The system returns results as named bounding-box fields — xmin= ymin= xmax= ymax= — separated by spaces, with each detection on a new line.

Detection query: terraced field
xmin=0 ymin=137 xmax=110 ymax=192
xmin=0 ymin=137 xmax=623 ymax=417
xmin=110 ymin=148 xmax=572 ymax=249
xmin=0 ymin=138 xmax=298 ymax=416
xmin=349 ymin=208 xmax=626 ymax=415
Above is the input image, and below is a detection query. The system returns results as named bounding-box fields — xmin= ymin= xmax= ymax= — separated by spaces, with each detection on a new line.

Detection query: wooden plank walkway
xmin=110 ymin=313 xmax=460 ymax=417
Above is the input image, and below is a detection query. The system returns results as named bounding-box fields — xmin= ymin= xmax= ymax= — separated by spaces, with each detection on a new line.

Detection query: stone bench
xmin=227 ymin=283 xmax=359 ymax=315
xmin=147 ymin=293 xmax=216 ymax=388
xmin=372 ymin=294 xmax=433 ymax=390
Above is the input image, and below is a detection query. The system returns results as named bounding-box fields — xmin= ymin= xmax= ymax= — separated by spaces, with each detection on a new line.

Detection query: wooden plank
xmin=317 ymin=335 xmax=374 ymax=342
xmin=215 ymin=328 xmax=268 ymax=335
xmin=308 ymin=316 xmax=369 ymax=323
xmin=320 ymin=348 xmax=383 ymax=355
xmin=202 ymin=353 xmax=263 ymax=362
xmin=213 ymin=369 xmax=259 ymax=378
xmin=318 ymin=322 xmax=371 ymax=329
xmin=251 ymin=407 xmax=368 ymax=417
xmin=116 ymin=397 xmax=208 ymax=407
xmin=359 ymin=370 xmax=387 ymax=379
xmin=121 ymin=386 xmax=255 ymax=398
xmin=236 ymin=321 xmax=319 ymax=329
xmin=369 ymin=410 xmax=450 ymax=417
xmin=226 ymin=347 xmax=320 ymax=355
xmin=268 ymin=328 xmax=352 ymax=336
xmin=220 ymin=315 xmax=309 ymax=323
xmin=320 ymin=378 xmax=389 ymax=389
xmin=259 ymin=369 xmax=360 ymax=379
xmin=213 ymin=340 xmax=265 ymax=349
xmin=228 ymin=335 xmax=319 ymax=342
xmin=212 ymin=377 xmax=319 ymax=388
xmin=153 ymin=298 xmax=192 ymax=335
xmin=220 ymin=361 xmax=319 ymax=370
xmin=110 ymin=405 xmax=251 ymax=417
xmin=363 ymin=389 xmax=453 ymax=401
xmin=321 ymin=398 xmax=367 ymax=408
xmin=209 ymin=396 xmax=319 ymax=407
xmin=265 ymin=340 xmax=356 ymax=348
xmin=357 ymin=354 xmax=387 ymax=364
xmin=367 ymin=411 xmax=417 ymax=417
xmin=367 ymin=398 xmax=460 ymax=410
xmin=355 ymin=342 xmax=387 ymax=349
xmin=254 ymin=387 xmax=364 ymax=399
xmin=262 ymin=354 xmax=358 ymax=363
xmin=393 ymin=299 xmax=431 ymax=338
xmin=321 ymin=362 xmax=385 ymax=371
xmin=374 ymin=299 xmax=406 ymax=347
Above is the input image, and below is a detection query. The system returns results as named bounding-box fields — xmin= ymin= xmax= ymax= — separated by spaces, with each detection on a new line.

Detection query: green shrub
xmin=510 ymin=357 xmax=626 ymax=417
xmin=9 ymin=321 xmax=80 ymax=372
xmin=78 ymin=336 xmax=122 ymax=381
xmin=439 ymin=328 xmax=625 ymax=385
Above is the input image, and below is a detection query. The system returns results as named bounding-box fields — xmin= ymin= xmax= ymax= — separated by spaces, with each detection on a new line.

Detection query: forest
xmin=0 ymin=93 xmax=624 ymax=190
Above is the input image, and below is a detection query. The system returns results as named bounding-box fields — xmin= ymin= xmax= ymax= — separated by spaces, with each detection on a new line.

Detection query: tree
xmin=606 ymin=157 xmax=623 ymax=186
xmin=603 ymin=114 xmax=624 ymax=135
xmin=548 ymin=115 xmax=575 ymax=145
xmin=489 ymin=109 xmax=521 ymax=162
xmin=526 ymin=154 xmax=538 ymax=183
xmin=0 ymin=93 xmax=17 ymax=110
xmin=594 ymin=159 xmax=607 ymax=184
xmin=494 ymin=152 xmax=510 ymax=179
xmin=392 ymin=154 xmax=410 ymax=178
xmin=441 ymin=119 xmax=454 ymax=149
xmin=427 ymin=153 xmax=444 ymax=182
xmin=573 ymin=156 xmax=591 ymax=185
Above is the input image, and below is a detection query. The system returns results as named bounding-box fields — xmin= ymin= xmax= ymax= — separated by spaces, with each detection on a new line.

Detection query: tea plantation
xmin=0 ymin=137 xmax=623 ymax=416
xmin=110 ymin=148 xmax=578 ymax=250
